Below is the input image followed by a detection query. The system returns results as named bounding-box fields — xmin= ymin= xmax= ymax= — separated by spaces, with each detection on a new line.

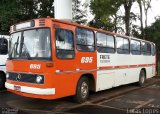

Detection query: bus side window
xmin=116 ymin=37 xmax=130 ymax=54
xmin=55 ymin=28 xmax=75 ymax=59
xmin=76 ymin=27 xmax=95 ymax=52
xmin=151 ymin=44 xmax=156 ymax=56
xmin=130 ymin=39 xmax=141 ymax=55
xmin=141 ymin=42 xmax=151 ymax=55
xmin=97 ymin=32 xmax=115 ymax=53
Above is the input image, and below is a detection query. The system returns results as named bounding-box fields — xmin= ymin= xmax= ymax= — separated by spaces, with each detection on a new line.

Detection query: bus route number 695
xmin=81 ymin=57 xmax=93 ymax=63
xmin=30 ymin=64 xmax=41 ymax=69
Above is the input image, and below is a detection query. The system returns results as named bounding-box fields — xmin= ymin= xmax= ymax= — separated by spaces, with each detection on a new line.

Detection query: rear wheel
xmin=73 ymin=77 xmax=89 ymax=103
xmin=0 ymin=73 xmax=6 ymax=90
xmin=138 ymin=70 xmax=146 ymax=86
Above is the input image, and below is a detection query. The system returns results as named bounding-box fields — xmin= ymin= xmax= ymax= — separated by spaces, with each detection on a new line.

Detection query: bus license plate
xmin=14 ymin=85 xmax=21 ymax=91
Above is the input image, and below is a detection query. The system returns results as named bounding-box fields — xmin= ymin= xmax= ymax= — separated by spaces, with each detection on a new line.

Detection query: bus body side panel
xmin=96 ymin=51 xmax=156 ymax=92
xmin=51 ymin=22 xmax=97 ymax=98
xmin=0 ymin=55 xmax=7 ymax=73
xmin=0 ymin=38 xmax=9 ymax=73
xmin=96 ymin=53 xmax=117 ymax=91
xmin=52 ymin=22 xmax=82 ymax=98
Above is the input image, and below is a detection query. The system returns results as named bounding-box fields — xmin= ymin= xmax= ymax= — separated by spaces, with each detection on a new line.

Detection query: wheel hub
xmin=81 ymin=82 xmax=88 ymax=98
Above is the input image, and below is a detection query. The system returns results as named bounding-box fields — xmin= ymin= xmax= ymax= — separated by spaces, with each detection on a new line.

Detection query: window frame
xmin=151 ymin=43 xmax=156 ymax=56
xmin=116 ymin=36 xmax=130 ymax=54
xmin=9 ymin=27 xmax=52 ymax=61
xmin=130 ymin=39 xmax=141 ymax=55
xmin=55 ymin=28 xmax=75 ymax=59
xmin=76 ymin=27 xmax=96 ymax=52
xmin=141 ymin=41 xmax=151 ymax=56
xmin=96 ymin=32 xmax=116 ymax=53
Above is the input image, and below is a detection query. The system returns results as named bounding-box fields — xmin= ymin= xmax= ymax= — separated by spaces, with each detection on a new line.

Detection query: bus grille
xmin=7 ymin=72 xmax=44 ymax=84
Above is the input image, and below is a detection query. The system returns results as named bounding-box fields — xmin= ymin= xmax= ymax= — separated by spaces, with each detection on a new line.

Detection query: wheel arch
xmin=77 ymin=73 xmax=96 ymax=92
xmin=141 ymin=68 xmax=147 ymax=78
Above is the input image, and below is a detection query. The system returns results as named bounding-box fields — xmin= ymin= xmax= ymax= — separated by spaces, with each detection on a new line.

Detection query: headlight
xmin=6 ymin=73 xmax=9 ymax=79
xmin=36 ymin=75 xmax=43 ymax=83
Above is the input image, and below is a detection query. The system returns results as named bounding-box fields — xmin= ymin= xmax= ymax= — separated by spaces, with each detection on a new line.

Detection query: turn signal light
xmin=46 ymin=63 xmax=53 ymax=67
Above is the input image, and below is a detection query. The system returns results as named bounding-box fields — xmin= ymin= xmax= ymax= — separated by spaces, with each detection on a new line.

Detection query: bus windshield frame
xmin=9 ymin=27 xmax=52 ymax=61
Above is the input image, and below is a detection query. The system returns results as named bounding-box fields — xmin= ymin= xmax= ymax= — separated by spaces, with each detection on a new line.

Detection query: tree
xmin=72 ymin=0 xmax=87 ymax=24
xmin=142 ymin=0 xmax=151 ymax=28
xmin=0 ymin=0 xmax=38 ymax=34
xmin=0 ymin=0 xmax=22 ymax=34
xmin=122 ymin=0 xmax=135 ymax=36
xmin=136 ymin=0 xmax=152 ymax=39
xmin=90 ymin=0 xmax=123 ymax=33
xmin=0 ymin=0 xmax=55 ymax=34
xmin=88 ymin=18 xmax=114 ymax=31
xmin=0 ymin=0 xmax=88 ymax=34
xmin=37 ymin=0 xmax=54 ymax=17
xmin=19 ymin=0 xmax=38 ymax=20
xmin=137 ymin=0 xmax=144 ymax=39
xmin=90 ymin=0 xmax=135 ymax=36
xmin=145 ymin=18 xmax=160 ymax=57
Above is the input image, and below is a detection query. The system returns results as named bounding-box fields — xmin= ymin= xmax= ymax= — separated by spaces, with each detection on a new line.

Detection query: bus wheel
xmin=138 ymin=70 xmax=146 ymax=86
xmin=0 ymin=73 xmax=6 ymax=90
xmin=73 ymin=77 xmax=89 ymax=103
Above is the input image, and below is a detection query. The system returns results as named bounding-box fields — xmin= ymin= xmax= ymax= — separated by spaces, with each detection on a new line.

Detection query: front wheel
xmin=138 ymin=70 xmax=146 ymax=86
xmin=73 ymin=77 xmax=89 ymax=103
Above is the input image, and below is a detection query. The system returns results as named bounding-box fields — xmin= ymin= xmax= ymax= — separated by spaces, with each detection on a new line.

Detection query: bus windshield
xmin=9 ymin=28 xmax=51 ymax=60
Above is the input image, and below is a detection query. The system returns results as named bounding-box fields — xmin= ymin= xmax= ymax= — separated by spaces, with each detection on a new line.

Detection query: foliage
xmin=145 ymin=18 xmax=160 ymax=57
xmin=90 ymin=0 xmax=136 ymax=35
xmin=0 ymin=0 xmax=49 ymax=35
xmin=0 ymin=0 xmax=88 ymax=34
xmin=37 ymin=0 xmax=54 ymax=18
xmin=89 ymin=0 xmax=121 ymax=32
xmin=72 ymin=0 xmax=88 ymax=24
xmin=88 ymin=18 xmax=114 ymax=31
xmin=90 ymin=0 xmax=120 ymax=18
xmin=136 ymin=0 xmax=152 ymax=39
xmin=0 ymin=0 xmax=22 ymax=34
xmin=137 ymin=0 xmax=144 ymax=39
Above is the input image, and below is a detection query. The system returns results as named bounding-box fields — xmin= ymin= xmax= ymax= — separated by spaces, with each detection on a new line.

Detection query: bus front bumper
xmin=5 ymin=82 xmax=55 ymax=95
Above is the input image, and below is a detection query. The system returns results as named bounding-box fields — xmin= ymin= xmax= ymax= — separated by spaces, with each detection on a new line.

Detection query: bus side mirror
xmin=0 ymin=38 xmax=8 ymax=55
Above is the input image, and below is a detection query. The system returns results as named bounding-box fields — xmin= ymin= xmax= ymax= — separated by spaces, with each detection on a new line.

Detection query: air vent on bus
xmin=39 ymin=19 xmax=45 ymax=26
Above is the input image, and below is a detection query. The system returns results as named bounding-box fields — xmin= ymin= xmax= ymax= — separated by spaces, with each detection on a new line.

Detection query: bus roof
xmin=10 ymin=17 xmax=155 ymax=45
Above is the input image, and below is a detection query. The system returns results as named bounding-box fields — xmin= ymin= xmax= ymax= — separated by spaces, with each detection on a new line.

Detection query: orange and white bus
xmin=5 ymin=17 xmax=156 ymax=103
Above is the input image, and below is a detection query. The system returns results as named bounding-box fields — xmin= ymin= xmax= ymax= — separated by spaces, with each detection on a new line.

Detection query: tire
xmin=138 ymin=70 xmax=146 ymax=86
xmin=0 ymin=73 xmax=6 ymax=90
xmin=73 ymin=77 xmax=89 ymax=103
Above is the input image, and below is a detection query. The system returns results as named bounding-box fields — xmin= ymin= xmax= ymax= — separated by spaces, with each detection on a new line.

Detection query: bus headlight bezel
xmin=36 ymin=75 xmax=44 ymax=84
xmin=6 ymin=73 xmax=9 ymax=79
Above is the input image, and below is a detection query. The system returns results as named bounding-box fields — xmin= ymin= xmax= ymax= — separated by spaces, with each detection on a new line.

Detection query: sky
xmin=82 ymin=0 xmax=160 ymax=26
xmin=146 ymin=0 xmax=160 ymax=25
xmin=131 ymin=0 xmax=160 ymax=26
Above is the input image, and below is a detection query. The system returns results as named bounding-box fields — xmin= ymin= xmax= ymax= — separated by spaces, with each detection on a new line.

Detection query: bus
xmin=5 ymin=17 xmax=156 ymax=103
xmin=0 ymin=36 xmax=9 ymax=90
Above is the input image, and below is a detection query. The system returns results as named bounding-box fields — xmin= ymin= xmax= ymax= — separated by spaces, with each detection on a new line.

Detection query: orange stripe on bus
xmin=99 ymin=64 xmax=156 ymax=70
xmin=56 ymin=64 xmax=156 ymax=74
